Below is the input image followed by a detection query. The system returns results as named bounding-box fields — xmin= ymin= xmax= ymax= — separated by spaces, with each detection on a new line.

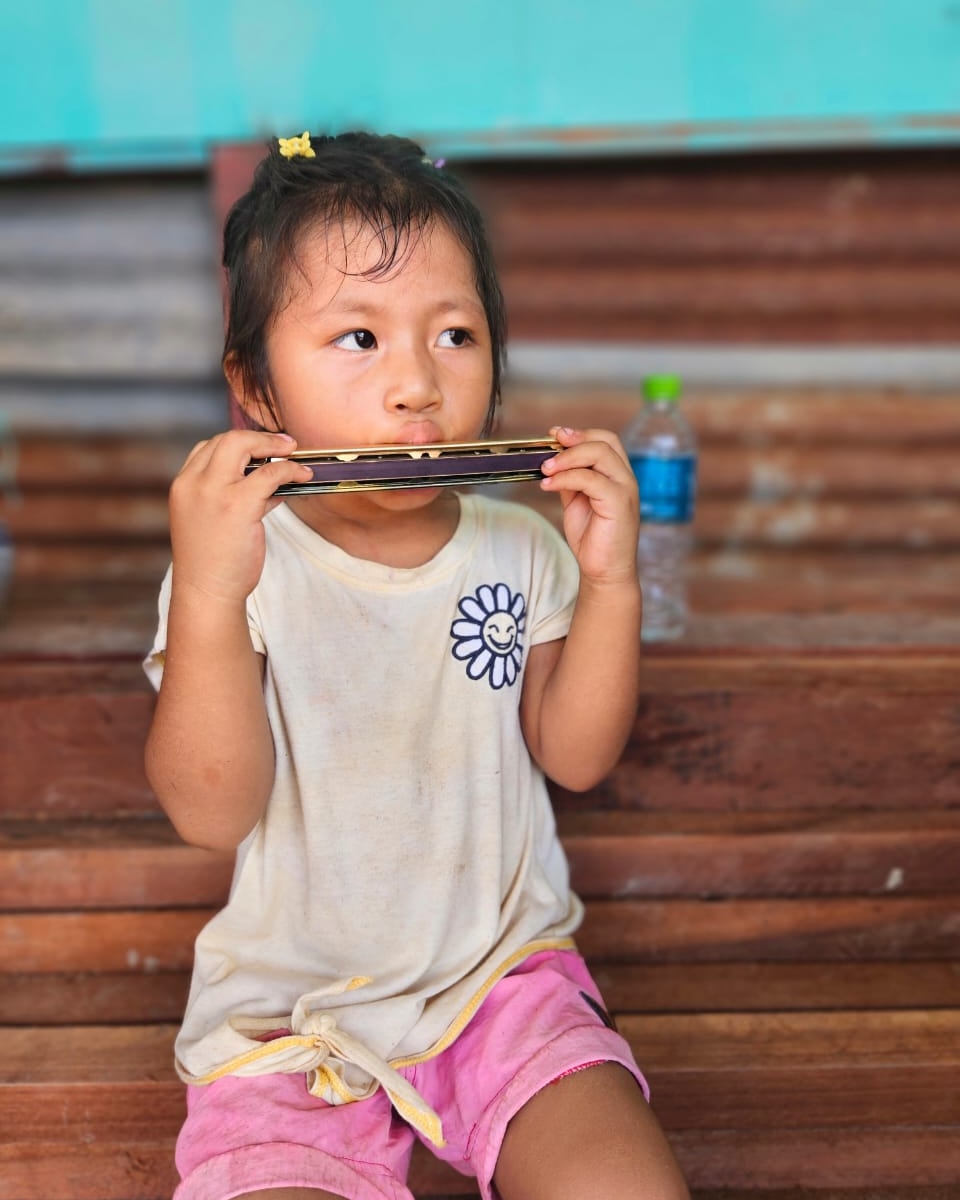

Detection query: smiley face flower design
xmin=450 ymin=583 xmax=526 ymax=689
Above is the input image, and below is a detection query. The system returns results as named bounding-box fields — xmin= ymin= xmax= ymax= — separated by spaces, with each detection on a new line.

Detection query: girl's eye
xmin=334 ymin=329 xmax=377 ymax=351
xmin=438 ymin=328 xmax=471 ymax=348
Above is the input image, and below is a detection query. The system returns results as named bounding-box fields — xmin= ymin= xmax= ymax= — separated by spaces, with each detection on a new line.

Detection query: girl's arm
xmin=520 ymin=427 xmax=642 ymax=791
xmin=144 ymin=429 xmax=313 ymax=850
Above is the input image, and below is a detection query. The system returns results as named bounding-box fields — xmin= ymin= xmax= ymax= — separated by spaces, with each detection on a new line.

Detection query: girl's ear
xmin=224 ymin=354 xmax=278 ymax=431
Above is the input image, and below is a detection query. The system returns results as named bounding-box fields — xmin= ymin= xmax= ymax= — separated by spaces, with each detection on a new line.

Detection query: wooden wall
xmin=212 ymin=144 xmax=960 ymax=344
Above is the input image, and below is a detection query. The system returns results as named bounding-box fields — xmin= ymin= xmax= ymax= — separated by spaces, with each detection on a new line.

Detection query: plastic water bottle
xmin=623 ymin=374 xmax=697 ymax=641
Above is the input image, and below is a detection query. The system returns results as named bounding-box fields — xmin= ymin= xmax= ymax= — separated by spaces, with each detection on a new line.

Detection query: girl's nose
xmin=383 ymin=346 xmax=442 ymax=414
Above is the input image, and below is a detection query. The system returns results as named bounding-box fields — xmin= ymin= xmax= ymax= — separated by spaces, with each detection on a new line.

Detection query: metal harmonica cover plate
xmin=245 ymin=438 xmax=560 ymax=495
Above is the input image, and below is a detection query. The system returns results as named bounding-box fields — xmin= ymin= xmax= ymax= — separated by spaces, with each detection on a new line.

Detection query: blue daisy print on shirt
xmin=450 ymin=583 xmax=526 ymax=689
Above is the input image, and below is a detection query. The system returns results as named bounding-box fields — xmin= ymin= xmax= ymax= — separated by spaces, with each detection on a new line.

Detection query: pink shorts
xmin=174 ymin=949 xmax=649 ymax=1200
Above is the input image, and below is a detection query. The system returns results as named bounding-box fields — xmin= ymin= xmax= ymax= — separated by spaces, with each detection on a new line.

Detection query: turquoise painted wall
xmin=2 ymin=0 xmax=959 ymax=171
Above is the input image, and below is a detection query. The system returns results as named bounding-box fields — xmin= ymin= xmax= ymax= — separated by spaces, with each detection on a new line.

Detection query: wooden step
xmin=210 ymin=147 xmax=960 ymax=346
xmin=16 ymin=487 xmax=960 ymax=551
xmin=2 ymin=897 xmax=956 ymax=974
xmin=4 ymin=895 xmax=957 ymax=975
xmin=6 ymin=648 xmax=960 ymax=817
xmin=5 ymin=961 xmax=960 ymax=1028
xmin=4 ymin=386 xmax=959 ymax=1197
xmin=8 ymin=388 xmax=960 ymax=590
xmin=2 ymin=1011 xmax=958 ymax=1196
xmin=10 ymin=554 xmax=960 ymax=660
xmin=4 ymin=809 xmax=960 ymax=910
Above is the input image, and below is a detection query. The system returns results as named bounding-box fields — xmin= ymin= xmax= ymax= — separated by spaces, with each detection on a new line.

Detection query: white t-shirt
xmin=144 ymin=492 xmax=583 ymax=1144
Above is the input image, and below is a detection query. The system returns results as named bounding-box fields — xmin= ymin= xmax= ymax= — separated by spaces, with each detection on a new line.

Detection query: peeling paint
xmin=767 ymin=502 xmax=819 ymax=544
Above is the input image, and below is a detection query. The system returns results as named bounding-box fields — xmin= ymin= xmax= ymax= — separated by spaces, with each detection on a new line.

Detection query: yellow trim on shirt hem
xmin=387 ymin=935 xmax=578 ymax=1070
xmin=182 ymin=937 xmax=577 ymax=1088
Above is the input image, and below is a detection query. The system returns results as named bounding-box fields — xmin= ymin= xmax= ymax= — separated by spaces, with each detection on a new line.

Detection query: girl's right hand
xmin=167 ymin=430 xmax=313 ymax=606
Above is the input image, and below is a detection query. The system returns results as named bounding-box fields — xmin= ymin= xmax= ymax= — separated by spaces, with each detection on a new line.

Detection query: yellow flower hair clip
xmin=278 ymin=131 xmax=315 ymax=160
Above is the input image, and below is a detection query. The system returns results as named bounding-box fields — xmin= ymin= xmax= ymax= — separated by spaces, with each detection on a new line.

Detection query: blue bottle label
xmin=629 ymin=453 xmax=697 ymax=522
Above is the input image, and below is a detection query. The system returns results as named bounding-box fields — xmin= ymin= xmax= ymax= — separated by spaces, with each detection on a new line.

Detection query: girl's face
xmin=256 ymin=217 xmax=494 ymax=454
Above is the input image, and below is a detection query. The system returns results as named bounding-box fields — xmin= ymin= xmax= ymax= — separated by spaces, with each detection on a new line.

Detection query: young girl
xmin=144 ymin=130 xmax=688 ymax=1200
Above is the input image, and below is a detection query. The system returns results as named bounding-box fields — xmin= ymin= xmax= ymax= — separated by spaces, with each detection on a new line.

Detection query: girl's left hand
xmin=539 ymin=426 xmax=640 ymax=585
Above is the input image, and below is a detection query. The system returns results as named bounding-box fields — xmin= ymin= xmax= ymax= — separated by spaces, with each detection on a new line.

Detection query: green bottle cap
xmin=643 ymin=373 xmax=682 ymax=402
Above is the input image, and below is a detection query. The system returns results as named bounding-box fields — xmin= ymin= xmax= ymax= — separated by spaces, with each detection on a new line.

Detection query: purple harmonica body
xmin=245 ymin=438 xmax=560 ymax=495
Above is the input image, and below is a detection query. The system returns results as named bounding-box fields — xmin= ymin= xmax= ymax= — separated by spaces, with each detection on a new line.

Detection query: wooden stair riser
xmin=5 ymin=962 xmax=960 ymax=1027
xmin=7 ymin=654 xmax=960 ymax=816
xmin=3 ymin=1012 xmax=958 ymax=1192
xmin=4 ymin=812 xmax=960 ymax=909
xmin=3 ymin=897 xmax=957 ymax=974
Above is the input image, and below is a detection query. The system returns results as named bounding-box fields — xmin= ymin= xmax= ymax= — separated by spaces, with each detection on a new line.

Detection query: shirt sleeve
xmin=141 ymin=565 xmax=267 ymax=691
xmin=525 ymin=510 xmax=580 ymax=647
xmin=142 ymin=564 xmax=173 ymax=691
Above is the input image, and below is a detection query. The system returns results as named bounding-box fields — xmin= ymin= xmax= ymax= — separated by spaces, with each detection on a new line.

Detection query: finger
xmin=542 ymin=439 xmax=633 ymax=487
xmin=244 ymin=456 xmax=315 ymax=498
xmin=549 ymin=426 xmax=630 ymax=469
xmin=541 ymin=465 xmax=624 ymax=513
xmin=206 ymin=429 xmax=300 ymax=475
xmin=180 ymin=429 xmax=298 ymax=479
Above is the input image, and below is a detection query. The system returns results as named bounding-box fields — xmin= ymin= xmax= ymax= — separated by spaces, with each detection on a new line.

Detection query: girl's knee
xmin=494 ymin=1062 xmax=689 ymax=1200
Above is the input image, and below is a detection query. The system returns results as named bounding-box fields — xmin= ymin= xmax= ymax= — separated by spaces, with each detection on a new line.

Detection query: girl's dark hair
xmin=222 ymin=130 xmax=507 ymax=433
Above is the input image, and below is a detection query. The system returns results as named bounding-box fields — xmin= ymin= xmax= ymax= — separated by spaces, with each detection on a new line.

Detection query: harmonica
xmin=245 ymin=437 xmax=560 ymax=495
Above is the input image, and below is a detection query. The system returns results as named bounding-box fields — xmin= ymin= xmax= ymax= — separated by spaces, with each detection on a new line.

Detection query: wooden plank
xmin=692 ymin=1192 xmax=960 ymax=1200
xmin=462 ymin=154 xmax=960 ymax=210
xmin=690 ymin=550 xmax=960 ymax=619
xmin=0 ymin=181 xmax=216 ymax=266
xmin=481 ymin=203 xmax=960 ymax=263
xmin=12 ymin=436 xmax=194 ymax=489
xmin=11 ymin=490 xmax=960 ymax=550
xmin=499 ymin=385 xmax=960 ymax=446
xmin=4 ymin=1008 xmax=956 ymax=1100
xmin=0 ymin=1142 xmax=179 ymax=1200
xmin=18 ymin=386 xmax=960 ymax=460
xmin=7 ymin=649 xmax=960 ymax=815
xmin=669 ymin=1128 xmax=960 ymax=1190
xmin=456 ymin=152 xmax=960 ymax=345
xmin=497 ymin=261 xmax=960 ymax=344
xmin=0 ymin=492 xmax=171 ymax=540
xmin=3 ymin=962 xmax=958 ymax=1026
xmin=4 ymin=810 xmax=959 ymax=909
xmin=0 ymin=277 xmax=221 ymax=378
xmin=702 ymin=444 xmax=960 ymax=499
xmin=0 ymin=581 xmax=159 ymax=660
xmin=0 ymin=658 xmax=152 ymax=699
xmin=673 ymin=612 xmax=960 ymax=649
xmin=591 ymin=961 xmax=960 ymax=1015
xmin=4 ymin=1137 xmax=958 ymax=1200
xmin=518 ymin=488 xmax=960 ymax=550
xmin=19 ymin=427 xmax=960 ymax=500
xmin=565 ymin=809 xmax=960 ymax=899
xmin=0 ymin=972 xmax=190 ymax=1025
xmin=576 ymin=896 xmax=960 ymax=963
xmin=0 ymin=659 xmax=157 ymax=817
xmin=621 ymin=1009 xmax=960 ymax=1073
xmin=0 ymin=378 xmax=225 ymax=437
xmin=694 ymin=497 xmax=960 ymax=549
xmin=0 ymin=912 xmax=202 ymax=973
xmin=4 ymin=896 xmax=957 ymax=974
xmin=0 ymin=177 xmax=222 ymax=386
xmin=11 ymin=542 xmax=172 ymax=584
xmin=21 ymin=580 xmax=949 ymax=654
xmin=607 ymin=648 xmax=960 ymax=810
xmin=0 ymin=820 xmax=231 ymax=909
xmin=2 ymin=1013 xmax=956 ymax=1149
